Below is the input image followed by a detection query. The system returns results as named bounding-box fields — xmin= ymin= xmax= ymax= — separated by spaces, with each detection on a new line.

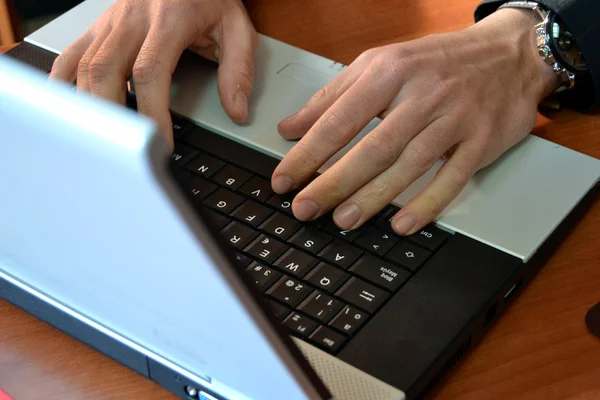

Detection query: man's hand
xmin=50 ymin=0 xmax=257 ymax=150
xmin=273 ymin=9 xmax=560 ymax=236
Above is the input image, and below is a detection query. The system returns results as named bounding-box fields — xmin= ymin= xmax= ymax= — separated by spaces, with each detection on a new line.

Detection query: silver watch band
xmin=498 ymin=1 xmax=545 ymax=22
xmin=498 ymin=1 xmax=575 ymax=91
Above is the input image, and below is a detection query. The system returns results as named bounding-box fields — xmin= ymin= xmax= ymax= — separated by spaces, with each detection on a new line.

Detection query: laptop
xmin=1 ymin=1 xmax=599 ymax=399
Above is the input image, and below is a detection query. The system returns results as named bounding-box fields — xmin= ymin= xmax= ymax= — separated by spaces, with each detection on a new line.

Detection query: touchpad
xmin=277 ymin=63 xmax=337 ymax=89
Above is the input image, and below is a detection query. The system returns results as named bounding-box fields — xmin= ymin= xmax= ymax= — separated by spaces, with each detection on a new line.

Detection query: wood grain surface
xmin=1 ymin=1 xmax=599 ymax=399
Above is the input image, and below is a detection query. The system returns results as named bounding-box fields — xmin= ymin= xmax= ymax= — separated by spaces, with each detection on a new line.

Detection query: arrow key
xmin=319 ymin=240 xmax=364 ymax=270
xmin=385 ymin=242 xmax=431 ymax=272
xmin=355 ymin=226 xmax=399 ymax=256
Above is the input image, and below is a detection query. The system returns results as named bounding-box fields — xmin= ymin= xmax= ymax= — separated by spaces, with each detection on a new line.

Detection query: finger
xmin=330 ymin=115 xmax=461 ymax=230
xmin=277 ymin=52 xmax=374 ymax=140
xmin=77 ymin=23 xmax=113 ymax=93
xmin=133 ymin=21 xmax=193 ymax=150
xmin=215 ymin=10 xmax=258 ymax=123
xmin=290 ymin=94 xmax=441 ymax=223
xmin=50 ymin=30 xmax=95 ymax=83
xmin=87 ymin=12 xmax=148 ymax=103
xmin=391 ymin=141 xmax=481 ymax=235
xmin=272 ymin=67 xmax=404 ymax=198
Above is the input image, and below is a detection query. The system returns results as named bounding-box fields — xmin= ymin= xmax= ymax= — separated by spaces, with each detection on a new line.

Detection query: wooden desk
xmin=1 ymin=1 xmax=599 ymax=399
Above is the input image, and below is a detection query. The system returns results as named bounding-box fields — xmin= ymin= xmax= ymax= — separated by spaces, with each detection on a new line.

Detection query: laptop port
xmin=503 ymin=278 xmax=523 ymax=304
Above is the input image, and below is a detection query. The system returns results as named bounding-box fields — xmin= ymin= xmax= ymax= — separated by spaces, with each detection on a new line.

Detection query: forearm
xmin=475 ymin=0 xmax=600 ymax=111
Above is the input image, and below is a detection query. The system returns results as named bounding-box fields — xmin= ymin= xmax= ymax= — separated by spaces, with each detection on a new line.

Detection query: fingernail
xmin=393 ymin=214 xmax=416 ymax=236
xmin=234 ymin=89 xmax=248 ymax=119
xmin=334 ymin=204 xmax=361 ymax=229
xmin=272 ymin=175 xmax=295 ymax=193
xmin=294 ymin=199 xmax=320 ymax=221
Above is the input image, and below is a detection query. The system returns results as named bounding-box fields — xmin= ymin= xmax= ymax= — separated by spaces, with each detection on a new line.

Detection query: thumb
xmin=216 ymin=11 xmax=258 ymax=123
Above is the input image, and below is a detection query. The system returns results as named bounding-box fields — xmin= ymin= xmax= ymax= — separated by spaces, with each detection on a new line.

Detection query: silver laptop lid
xmin=26 ymin=0 xmax=600 ymax=262
xmin=0 ymin=55 xmax=328 ymax=400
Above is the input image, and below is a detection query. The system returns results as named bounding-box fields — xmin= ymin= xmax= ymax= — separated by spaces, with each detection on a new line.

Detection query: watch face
xmin=548 ymin=13 xmax=588 ymax=72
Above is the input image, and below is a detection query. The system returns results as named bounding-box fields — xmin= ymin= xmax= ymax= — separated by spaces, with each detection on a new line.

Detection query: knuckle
xmin=317 ymin=111 xmax=354 ymax=147
xmin=431 ymin=76 xmax=458 ymax=104
xmin=118 ymin=0 xmax=138 ymax=17
xmin=363 ymin=133 xmax=399 ymax=167
xmin=356 ymin=47 xmax=379 ymax=62
xmin=404 ymin=141 xmax=437 ymax=170
xmin=445 ymin=164 xmax=472 ymax=189
xmin=87 ymin=56 xmax=113 ymax=87
xmin=312 ymin=86 xmax=331 ymax=102
xmin=77 ymin=56 xmax=92 ymax=76
xmin=132 ymin=58 xmax=158 ymax=85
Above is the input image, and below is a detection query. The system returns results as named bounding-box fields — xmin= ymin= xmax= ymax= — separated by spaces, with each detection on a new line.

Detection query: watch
xmin=497 ymin=1 xmax=589 ymax=92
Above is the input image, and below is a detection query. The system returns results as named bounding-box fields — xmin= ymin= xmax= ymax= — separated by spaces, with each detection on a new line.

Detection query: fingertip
xmin=277 ymin=114 xmax=308 ymax=140
xmin=392 ymin=213 xmax=417 ymax=236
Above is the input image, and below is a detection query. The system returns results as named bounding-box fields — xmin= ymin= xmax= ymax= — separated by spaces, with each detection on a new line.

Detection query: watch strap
xmin=497 ymin=1 xmax=575 ymax=91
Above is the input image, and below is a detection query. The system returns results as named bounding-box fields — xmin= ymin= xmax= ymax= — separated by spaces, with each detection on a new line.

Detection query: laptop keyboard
xmin=169 ymin=113 xmax=451 ymax=355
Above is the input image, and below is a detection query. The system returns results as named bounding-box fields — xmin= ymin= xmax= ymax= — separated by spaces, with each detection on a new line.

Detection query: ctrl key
xmin=309 ymin=326 xmax=347 ymax=354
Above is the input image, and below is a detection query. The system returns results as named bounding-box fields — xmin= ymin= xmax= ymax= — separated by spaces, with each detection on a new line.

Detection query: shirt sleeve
xmin=475 ymin=0 xmax=600 ymax=111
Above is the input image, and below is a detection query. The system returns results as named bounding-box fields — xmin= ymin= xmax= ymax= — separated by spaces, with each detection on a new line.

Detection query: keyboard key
xmin=273 ymin=248 xmax=319 ymax=278
xmin=246 ymin=262 xmax=281 ymax=291
xmin=283 ymin=312 xmax=319 ymax=338
xmin=298 ymin=291 xmax=344 ymax=323
xmin=259 ymin=213 xmax=302 ymax=240
xmin=244 ymin=235 xmax=288 ymax=264
xmin=171 ymin=143 xmax=198 ymax=167
xmin=304 ymin=263 xmax=350 ymax=294
xmin=309 ymin=326 xmax=347 ymax=353
xmin=266 ymin=299 xmax=291 ymax=321
xmin=372 ymin=206 xmax=399 ymax=233
xmin=319 ymin=240 xmax=364 ymax=270
xmin=182 ymin=127 xmax=279 ymax=179
xmin=323 ymin=219 xmax=365 ymax=242
xmin=184 ymin=176 xmax=218 ymax=203
xmin=170 ymin=166 xmax=191 ymax=183
xmin=203 ymin=188 xmax=245 ymax=214
xmin=171 ymin=114 xmax=193 ymax=139
xmin=336 ymin=277 xmax=390 ymax=313
xmin=328 ymin=306 xmax=368 ymax=336
xmin=406 ymin=225 xmax=450 ymax=251
xmin=239 ymin=176 xmax=275 ymax=202
xmin=185 ymin=153 xmax=225 ymax=178
xmin=355 ymin=227 xmax=399 ymax=256
xmin=230 ymin=200 xmax=273 ymax=227
xmin=266 ymin=193 xmax=295 ymax=215
xmin=288 ymin=226 xmax=333 ymax=254
xmin=211 ymin=165 xmax=252 ymax=190
xmin=221 ymin=222 xmax=259 ymax=249
xmin=349 ymin=255 xmax=411 ymax=292
xmin=385 ymin=241 xmax=431 ymax=271
xmin=266 ymin=276 xmax=313 ymax=308
xmin=204 ymin=210 xmax=231 ymax=230
xmin=233 ymin=252 xmax=253 ymax=269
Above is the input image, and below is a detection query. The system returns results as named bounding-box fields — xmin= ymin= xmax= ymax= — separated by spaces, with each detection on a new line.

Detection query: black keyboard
xmin=169 ymin=113 xmax=451 ymax=355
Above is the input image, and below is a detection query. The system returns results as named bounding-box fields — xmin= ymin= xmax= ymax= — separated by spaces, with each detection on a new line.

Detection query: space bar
xmin=182 ymin=125 xmax=281 ymax=179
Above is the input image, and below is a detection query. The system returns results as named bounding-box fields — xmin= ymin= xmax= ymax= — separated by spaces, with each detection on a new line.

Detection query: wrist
xmin=468 ymin=8 xmax=561 ymax=103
